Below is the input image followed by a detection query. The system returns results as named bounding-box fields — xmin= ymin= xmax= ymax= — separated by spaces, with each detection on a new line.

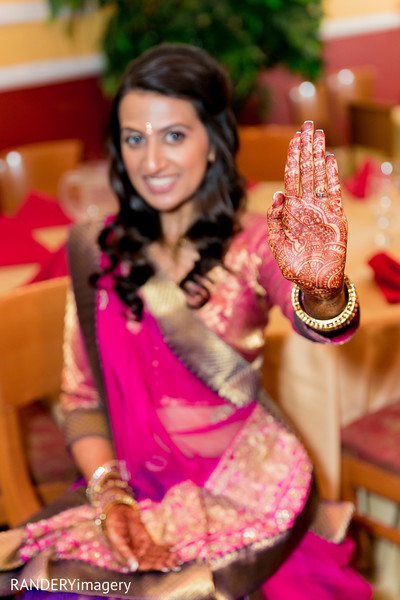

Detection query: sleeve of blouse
xmin=249 ymin=214 xmax=359 ymax=344
xmin=60 ymin=287 xmax=111 ymax=446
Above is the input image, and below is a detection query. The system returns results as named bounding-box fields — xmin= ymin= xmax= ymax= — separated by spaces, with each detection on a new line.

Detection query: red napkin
xmin=0 ymin=216 xmax=51 ymax=267
xmin=368 ymin=252 xmax=400 ymax=303
xmin=0 ymin=191 xmax=72 ymax=269
xmin=29 ymin=245 xmax=68 ymax=284
xmin=344 ymin=157 xmax=381 ymax=199
xmin=15 ymin=190 xmax=73 ymax=227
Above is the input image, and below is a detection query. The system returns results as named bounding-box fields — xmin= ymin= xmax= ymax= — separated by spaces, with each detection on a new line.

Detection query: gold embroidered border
xmin=142 ymin=273 xmax=261 ymax=408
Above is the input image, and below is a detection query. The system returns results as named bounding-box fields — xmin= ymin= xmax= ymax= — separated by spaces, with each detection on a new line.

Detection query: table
xmin=248 ymin=182 xmax=400 ymax=499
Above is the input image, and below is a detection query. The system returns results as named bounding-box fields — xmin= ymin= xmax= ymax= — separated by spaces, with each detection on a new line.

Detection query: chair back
xmin=348 ymin=99 xmax=400 ymax=157
xmin=0 ymin=139 xmax=83 ymax=215
xmin=0 ymin=276 xmax=74 ymax=526
xmin=237 ymin=125 xmax=295 ymax=182
xmin=326 ymin=67 xmax=376 ymax=146
xmin=287 ymin=80 xmax=331 ymax=141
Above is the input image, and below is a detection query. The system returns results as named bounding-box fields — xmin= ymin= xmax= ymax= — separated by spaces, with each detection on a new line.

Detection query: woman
xmin=0 ymin=44 xmax=369 ymax=600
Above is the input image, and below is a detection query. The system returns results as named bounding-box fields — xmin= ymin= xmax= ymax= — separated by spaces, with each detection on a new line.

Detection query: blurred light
xmin=299 ymin=81 xmax=316 ymax=98
xmin=6 ymin=151 xmax=22 ymax=168
xmin=337 ymin=69 xmax=354 ymax=86
xmin=380 ymin=195 xmax=391 ymax=209
xmin=381 ymin=161 xmax=393 ymax=175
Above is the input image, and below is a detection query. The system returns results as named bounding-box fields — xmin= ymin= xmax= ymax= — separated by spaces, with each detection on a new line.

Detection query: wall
xmin=1 ymin=0 xmax=400 ymax=151
xmin=0 ymin=1 xmax=111 ymax=156
xmin=262 ymin=0 xmax=400 ymax=125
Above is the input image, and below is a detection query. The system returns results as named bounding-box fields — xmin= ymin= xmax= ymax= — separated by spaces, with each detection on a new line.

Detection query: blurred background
xmin=0 ymin=0 xmax=399 ymax=158
xmin=2 ymin=4 xmax=400 ymax=598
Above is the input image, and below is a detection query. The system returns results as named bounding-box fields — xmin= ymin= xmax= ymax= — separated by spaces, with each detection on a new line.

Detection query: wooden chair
xmin=348 ymin=99 xmax=400 ymax=158
xmin=0 ymin=139 xmax=84 ymax=215
xmin=0 ymin=276 xmax=78 ymax=527
xmin=341 ymin=399 xmax=400 ymax=547
xmin=325 ymin=66 xmax=376 ymax=146
xmin=237 ymin=125 xmax=295 ymax=182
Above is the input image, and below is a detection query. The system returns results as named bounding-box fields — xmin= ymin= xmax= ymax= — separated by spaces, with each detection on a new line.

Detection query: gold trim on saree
xmin=142 ymin=273 xmax=262 ymax=409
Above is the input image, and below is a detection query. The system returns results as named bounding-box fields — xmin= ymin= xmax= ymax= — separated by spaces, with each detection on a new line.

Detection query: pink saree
xmin=0 ymin=214 xmax=371 ymax=600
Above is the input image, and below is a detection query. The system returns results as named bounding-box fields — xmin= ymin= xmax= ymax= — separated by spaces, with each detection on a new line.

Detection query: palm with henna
xmin=267 ymin=120 xmax=348 ymax=319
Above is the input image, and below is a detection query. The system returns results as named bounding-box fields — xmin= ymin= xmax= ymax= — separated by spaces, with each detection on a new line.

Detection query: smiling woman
xmin=0 ymin=42 xmax=370 ymax=600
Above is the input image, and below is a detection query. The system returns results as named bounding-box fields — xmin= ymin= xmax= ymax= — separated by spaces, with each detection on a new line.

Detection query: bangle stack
xmin=291 ymin=275 xmax=359 ymax=332
xmin=86 ymin=459 xmax=140 ymax=535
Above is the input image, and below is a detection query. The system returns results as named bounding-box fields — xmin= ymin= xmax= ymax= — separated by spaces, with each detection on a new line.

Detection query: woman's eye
xmin=123 ymin=133 xmax=143 ymax=147
xmin=165 ymin=131 xmax=185 ymax=143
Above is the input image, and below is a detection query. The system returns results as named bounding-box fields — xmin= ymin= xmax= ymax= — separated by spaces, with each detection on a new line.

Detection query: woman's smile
xmin=143 ymin=174 xmax=179 ymax=193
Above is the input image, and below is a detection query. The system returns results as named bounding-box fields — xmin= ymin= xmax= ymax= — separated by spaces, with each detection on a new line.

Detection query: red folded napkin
xmin=0 ymin=216 xmax=51 ymax=267
xmin=368 ymin=251 xmax=400 ymax=303
xmin=15 ymin=190 xmax=73 ymax=227
xmin=28 ymin=245 xmax=68 ymax=284
xmin=344 ymin=157 xmax=381 ymax=199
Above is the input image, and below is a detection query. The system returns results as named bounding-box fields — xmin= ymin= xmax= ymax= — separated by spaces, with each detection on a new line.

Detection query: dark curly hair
xmin=95 ymin=43 xmax=246 ymax=319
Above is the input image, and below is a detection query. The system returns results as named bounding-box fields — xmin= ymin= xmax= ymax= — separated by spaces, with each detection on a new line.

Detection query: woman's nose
xmin=142 ymin=139 xmax=167 ymax=173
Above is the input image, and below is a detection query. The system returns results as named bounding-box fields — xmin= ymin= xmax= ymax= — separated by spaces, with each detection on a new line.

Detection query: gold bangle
xmin=95 ymin=495 xmax=140 ymax=536
xmin=291 ymin=275 xmax=359 ymax=332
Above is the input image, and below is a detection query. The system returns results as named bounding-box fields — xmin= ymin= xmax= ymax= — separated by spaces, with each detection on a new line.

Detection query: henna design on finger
xmin=300 ymin=121 xmax=314 ymax=195
xmin=313 ymin=129 xmax=327 ymax=198
xmin=326 ymin=155 xmax=343 ymax=215
xmin=285 ymin=133 xmax=301 ymax=197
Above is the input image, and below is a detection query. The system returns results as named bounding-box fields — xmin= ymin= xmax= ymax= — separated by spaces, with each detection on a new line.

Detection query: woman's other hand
xmin=105 ymin=503 xmax=182 ymax=572
xmin=267 ymin=121 xmax=347 ymax=316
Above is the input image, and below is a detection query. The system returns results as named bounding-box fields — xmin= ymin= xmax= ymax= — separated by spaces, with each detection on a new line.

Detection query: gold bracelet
xmin=291 ymin=275 xmax=359 ymax=332
xmin=86 ymin=459 xmax=130 ymax=504
xmin=95 ymin=495 xmax=140 ymax=536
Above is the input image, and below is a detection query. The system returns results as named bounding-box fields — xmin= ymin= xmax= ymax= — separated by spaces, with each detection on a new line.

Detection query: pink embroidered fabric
xmin=13 ymin=213 xmax=372 ymax=599
xmin=18 ymin=404 xmax=313 ymax=569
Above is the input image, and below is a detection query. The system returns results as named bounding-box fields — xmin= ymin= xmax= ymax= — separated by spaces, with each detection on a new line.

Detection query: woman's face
xmin=119 ymin=90 xmax=211 ymax=213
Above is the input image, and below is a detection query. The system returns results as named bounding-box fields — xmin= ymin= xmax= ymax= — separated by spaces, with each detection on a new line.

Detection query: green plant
xmin=49 ymin=0 xmax=324 ymax=112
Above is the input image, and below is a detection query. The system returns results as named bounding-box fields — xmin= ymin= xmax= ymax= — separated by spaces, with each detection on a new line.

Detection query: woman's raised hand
xmin=267 ymin=121 xmax=347 ymax=302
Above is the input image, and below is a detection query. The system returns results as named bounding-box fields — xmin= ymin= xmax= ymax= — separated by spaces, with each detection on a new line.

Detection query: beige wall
xmin=1 ymin=0 xmax=400 ymax=67
xmin=0 ymin=1 xmax=110 ymax=68
xmin=0 ymin=0 xmax=399 ymax=87
xmin=324 ymin=0 xmax=400 ymax=19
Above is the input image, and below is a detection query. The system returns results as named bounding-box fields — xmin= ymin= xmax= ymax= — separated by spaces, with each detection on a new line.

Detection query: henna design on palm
xmin=267 ymin=121 xmax=347 ymax=299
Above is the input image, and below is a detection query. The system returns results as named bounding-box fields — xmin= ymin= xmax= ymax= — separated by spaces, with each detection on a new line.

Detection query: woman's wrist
xmin=86 ymin=459 xmax=140 ymax=535
xmin=292 ymin=275 xmax=359 ymax=332
xmin=302 ymin=286 xmax=347 ymax=320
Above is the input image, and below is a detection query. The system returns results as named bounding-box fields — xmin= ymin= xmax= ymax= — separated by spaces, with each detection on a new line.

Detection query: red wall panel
xmin=1 ymin=27 xmax=400 ymax=147
xmin=0 ymin=77 xmax=111 ymax=158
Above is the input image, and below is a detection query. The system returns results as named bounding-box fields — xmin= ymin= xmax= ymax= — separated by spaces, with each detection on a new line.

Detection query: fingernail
xmin=171 ymin=565 xmax=182 ymax=572
xmin=272 ymin=192 xmax=284 ymax=208
xmin=161 ymin=567 xmax=171 ymax=573
xmin=128 ymin=558 xmax=139 ymax=572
